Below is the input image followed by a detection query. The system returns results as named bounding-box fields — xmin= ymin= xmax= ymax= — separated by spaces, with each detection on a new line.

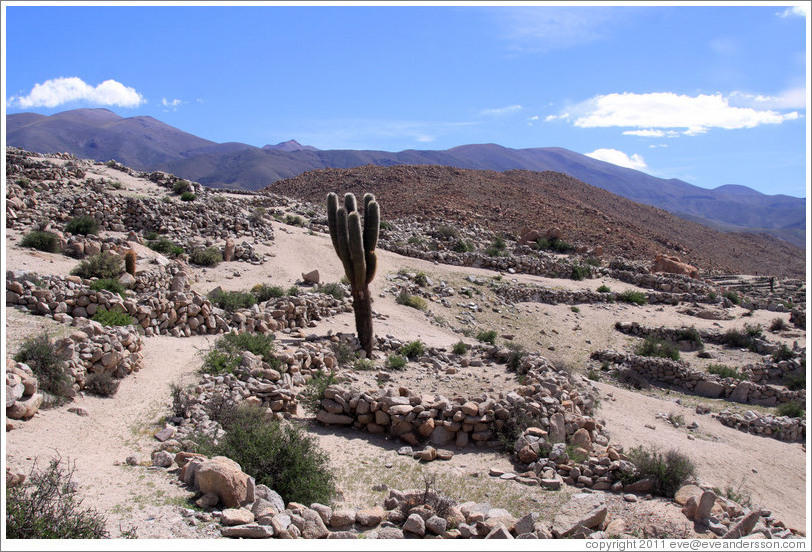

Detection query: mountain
xmin=6 ymin=109 xmax=805 ymax=246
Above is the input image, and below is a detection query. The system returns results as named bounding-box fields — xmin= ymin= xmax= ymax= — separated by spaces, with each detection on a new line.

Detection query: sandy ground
xmin=3 ymin=185 xmax=808 ymax=539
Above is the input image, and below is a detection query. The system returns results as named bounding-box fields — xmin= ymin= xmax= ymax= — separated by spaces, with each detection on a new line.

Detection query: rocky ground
xmin=3 ymin=149 xmax=807 ymax=543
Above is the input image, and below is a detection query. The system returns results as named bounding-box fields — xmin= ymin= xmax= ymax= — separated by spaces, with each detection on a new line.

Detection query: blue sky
xmin=3 ymin=2 xmax=809 ymax=198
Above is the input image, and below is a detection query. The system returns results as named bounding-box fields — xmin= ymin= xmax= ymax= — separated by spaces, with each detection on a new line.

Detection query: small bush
xmin=626 ymin=446 xmax=696 ymax=497
xmin=83 ymin=372 xmax=120 ymax=397
xmin=618 ymin=290 xmax=648 ymax=305
xmin=400 ymin=340 xmax=425 ymax=359
xmin=180 ymin=191 xmax=196 ymax=202
xmin=5 ymin=457 xmax=110 ymax=538
xmin=597 ymin=284 xmax=611 ymax=293
xmin=220 ymin=332 xmax=277 ymax=364
xmin=506 ymin=343 xmax=526 ymax=374
xmin=200 ymin=347 xmax=241 ymax=376
xmin=14 ymin=333 xmax=73 ymax=401
xmin=172 ymin=180 xmax=192 ymax=194
xmin=89 ymin=278 xmax=126 ymax=297
xmin=91 ymin=307 xmax=136 ymax=327
xmin=776 ymin=401 xmax=805 ymax=418
xmin=209 ymin=289 xmax=257 ymax=312
xmin=675 ymin=327 xmax=703 ymax=349
xmin=252 ymin=284 xmax=285 ymax=302
xmin=476 ymin=330 xmax=498 ymax=345
xmin=299 ymin=370 xmax=338 ymax=414
xmin=317 ymin=282 xmax=345 ymax=300
xmin=249 ymin=207 xmax=267 ymax=225
xmin=413 ymin=272 xmax=429 ymax=287
xmin=452 ymin=240 xmax=474 ymax=253
xmin=379 ymin=220 xmax=393 ymax=231
xmin=383 ymin=354 xmax=407 ymax=371
xmin=771 ymin=344 xmax=794 ymax=362
xmin=587 ymin=369 xmax=601 ymax=381
xmin=550 ymin=237 xmax=575 ymax=253
xmin=707 ymin=364 xmax=746 ymax=381
xmin=493 ymin=403 xmax=547 ymax=453
xmin=435 ymin=225 xmax=459 ymax=239
xmin=636 ymin=336 xmax=680 ymax=361
xmin=724 ymin=324 xmax=762 ymax=350
xmin=287 ymin=285 xmax=300 ymax=296
xmin=769 ymin=318 xmax=788 ymax=332
xmin=570 ymin=264 xmax=590 ymax=281
xmin=485 ymin=236 xmax=507 ymax=257
xmin=353 ymin=358 xmax=375 ymax=371
xmin=723 ymin=290 xmax=740 ymax=305
xmin=396 ymin=291 xmax=427 ymax=310
xmin=452 ymin=341 xmax=469 ymax=355
xmin=284 ymin=214 xmax=305 ymax=226
xmin=65 ymin=216 xmax=99 ymax=236
xmin=332 ymin=342 xmax=357 ymax=366
xmin=147 ymin=237 xmax=184 ymax=257
xmin=785 ymin=373 xmax=805 ymax=391
xmin=407 ymin=236 xmax=423 ymax=245
xmin=71 ymin=251 xmax=123 ymax=280
xmin=571 ymin=306 xmax=580 ymax=313
xmin=189 ymin=246 xmax=222 ymax=267
xmin=21 ymin=231 xmax=61 ymax=253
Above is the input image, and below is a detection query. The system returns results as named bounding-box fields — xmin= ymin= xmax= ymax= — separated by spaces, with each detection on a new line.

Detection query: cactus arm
xmin=365 ymin=250 xmax=377 ymax=285
xmin=335 ymin=208 xmax=355 ymax=285
xmin=344 ymin=192 xmax=357 ymax=214
xmin=363 ymin=199 xmax=379 ymax=254
xmin=348 ymin=211 xmax=367 ymax=290
xmin=326 ymin=192 xmax=341 ymax=256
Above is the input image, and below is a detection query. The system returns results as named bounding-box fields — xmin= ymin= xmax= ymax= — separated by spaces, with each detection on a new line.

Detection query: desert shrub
xmin=21 ymin=231 xmax=61 ymax=253
xmin=452 ymin=240 xmax=474 ymax=253
xmin=616 ymin=367 xmax=649 ymax=390
xmin=570 ymin=263 xmax=590 ymax=281
xmin=413 ymin=272 xmax=429 ymax=287
xmin=83 ymin=372 xmax=120 ymax=397
xmin=91 ymin=307 xmax=136 ymax=327
xmin=533 ymin=237 xmax=550 ymax=250
xmin=172 ymin=179 xmax=192 ymax=194
xmin=317 ymin=282 xmax=345 ymax=300
xmin=769 ymin=318 xmax=789 ymax=332
xmin=407 ymin=236 xmax=423 ymax=245
xmin=618 ymin=290 xmax=648 ymax=305
xmin=287 ymin=285 xmax=300 ymax=296
xmin=776 ymin=401 xmax=805 ymax=418
xmin=550 ymin=237 xmax=575 ymax=253
xmin=400 ymin=340 xmax=425 ymax=359
xmin=707 ymin=364 xmax=745 ymax=381
xmin=209 ymin=289 xmax=257 ymax=312
xmin=220 ymin=332 xmax=277 ymax=364
xmin=724 ymin=324 xmax=762 ymax=350
xmin=493 ymin=403 xmax=547 ymax=453
xmin=485 ymin=236 xmax=507 ymax=257
xmin=251 ymin=284 xmax=285 ymax=302
xmin=200 ymin=347 xmax=241 ymax=376
xmin=5 ymin=457 xmax=110 ymax=538
xmin=476 ymin=329 xmax=498 ymax=345
xmin=771 ymin=344 xmax=794 ymax=362
xmin=14 ymin=333 xmax=73 ymax=401
xmin=435 ymin=225 xmax=459 ymax=239
xmin=636 ymin=336 xmax=680 ymax=361
xmin=626 ymin=446 xmax=696 ymax=497
xmin=147 ymin=237 xmax=184 ymax=257
xmin=571 ymin=306 xmax=580 ymax=313
xmin=506 ymin=343 xmax=526 ymax=374
xmin=64 ymin=216 xmax=99 ymax=236
xmin=675 ymin=327 xmax=703 ymax=349
xmin=249 ymin=207 xmax=266 ymax=225
xmin=396 ymin=291 xmax=427 ymax=310
xmin=585 ymin=256 xmax=601 ymax=267
xmin=723 ymin=290 xmax=740 ymax=305
xmin=189 ymin=246 xmax=222 ymax=267
xmin=284 ymin=214 xmax=305 ymax=226
xmin=332 ymin=342 xmax=357 ymax=366
xmin=385 ymin=354 xmax=408 ymax=370
xmin=451 ymin=341 xmax=469 ymax=355
xmin=71 ymin=251 xmax=123 ymax=280
xmin=89 ymin=278 xmax=127 ymax=298
xmin=353 ymin=358 xmax=375 ymax=371
xmin=587 ymin=369 xmax=601 ymax=381
xmin=597 ymin=284 xmax=611 ymax=293
xmin=785 ymin=373 xmax=805 ymax=391
xmin=299 ymin=370 xmax=338 ymax=415
xmin=180 ymin=191 xmax=196 ymax=202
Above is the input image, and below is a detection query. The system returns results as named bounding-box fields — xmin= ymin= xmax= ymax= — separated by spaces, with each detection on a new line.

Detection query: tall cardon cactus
xmin=327 ymin=192 xmax=379 ymax=356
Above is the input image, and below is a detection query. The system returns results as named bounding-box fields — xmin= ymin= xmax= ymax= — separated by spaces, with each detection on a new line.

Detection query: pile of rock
xmin=609 ymin=258 xmax=714 ymax=295
xmin=712 ymin=409 xmax=805 ymax=442
xmin=6 ymin=358 xmax=42 ymax=421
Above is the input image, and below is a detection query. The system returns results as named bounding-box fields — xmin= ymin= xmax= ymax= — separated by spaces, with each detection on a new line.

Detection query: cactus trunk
xmin=352 ymin=287 xmax=374 ymax=356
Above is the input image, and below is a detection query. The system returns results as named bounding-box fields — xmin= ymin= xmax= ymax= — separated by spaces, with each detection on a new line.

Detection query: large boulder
xmin=195 ymin=456 xmax=254 ymax=508
xmin=694 ymin=380 xmax=724 ymax=398
xmin=551 ymin=493 xmax=608 ymax=538
xmin=650 ymin=255 xmax=698 ymax=279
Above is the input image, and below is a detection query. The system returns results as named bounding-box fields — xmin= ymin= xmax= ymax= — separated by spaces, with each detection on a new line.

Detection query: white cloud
xmin=778 ymin=5 xmax=807 ymax=18
xmin=585 ymin=148 xmax=648 ymax=171
xmin=9 ymin=77 xmax=145 ymax=108
xmin=162 ymin=98 xmax=183 ymax=107
xmin=558 ymin=92 xmax=799 ymax=135
xmin=729 ymin=87 xmax=807 ymax=110
xmin=479 ymin=104 xmax=523 ymax=116
xmin=494 ymin=7 xmax=625 ymax=53
xmin=528 ymin=115 xmax=539 ymax=126
xmin=622 ymin=129 xmax=680 ymax=138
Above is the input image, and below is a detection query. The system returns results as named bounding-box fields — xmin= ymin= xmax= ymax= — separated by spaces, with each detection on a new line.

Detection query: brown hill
xmin=268 ymin=165 xmax=805 ymax=278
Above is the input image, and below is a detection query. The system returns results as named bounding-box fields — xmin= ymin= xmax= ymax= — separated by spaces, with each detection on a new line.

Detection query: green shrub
xmin=71 ymin=251 xmax=123 ymax=280
xmin=407 ymin=236 xmax=423 ymax=245
xmin=635 ymin=336 xmax=680 ymax=361
xmin=476 ymin=330 xmax=498 ymax=345
xmin=21 ymin=231 xmax=61 ymax=253
xmin=626 ymin=446 xmax=696 ymax=497
xmin=147 ymin=237 xmax=184 ymax=257
xmin=675 ymin=327 xmax=703 ymax=349
xmin=317 ymin=282 xmax=345 ymax=300
xmin=413 ymin=272 xmax=429 ymax=287
xmin=493 ymin=403 xmax=547 ymax=453
xmin=379 ymin=220 xmax=393 ymax=230
xmin=570 ymin=263 xmax=590 ymax=281
xmin=587 ymin=369 xmax=601 ymax=381
xmin=396 ymin=291 xmax=427 ymax=310
xmin=400 ymin=340 xmax=425 ymax=359
xmin=252 ymin=284 xmax=285 ymax=302
xmin=776 ymin=401 xmax=805 ymax=418
xmin=172 ymin=180 xmax=192 ymax=195
xmin=89 ymin=278 xmax=126 ymax=297
xmin=249 ymin=207 xmax=267 ymax=225
xmin=506 ymin=344 xmax=527 ymax=374
xmin=533 ymin=237 xmax=550 ymax=251
xmin=14 ymin=333 xmax=73 ymax=401
xmin=771 ymin=344 xmax=794 ymax=362
xmin=332 ymin=342 xmax=357 ymax=366
xmin=452 ymin=341 xmax=469 ymax=355
xmin=5 ymin=457 xmax=110 ymax=538
xmin=435 ymin=225 xmax=459 ymax=239
xmin=707 ymin=364 xmax=746 ymax=381
xmin=189 ymin=246 xmax=222 ymax=267
xmin=353 ymin=358 xmax=375 ymax=371
xmin=785 ymin=373 xmax=805 ymax=391
xmin=724 ymin=324 xmax=762 ymax=350
xmin=452 ymin=240 xmax=474 ymax=253
xmin=385 ymin=354 xmax=408 ymax=370
xmin=83 ymin=372 xmax=120 ymax=397
xmin=723 ymin=290 xmax=740 ymax=305
xmin=180 ymin=191 xmax=196 ymax=202
xmin=65 ymin=216 xmax=99 ymax=236
xmin=550 ymin=237 xmax=575 ymax=253
xmin=91 ymin=307 xmax=136 ymax=327
xmin=597 ymin=284 xmax=611 ymax=293
xmin=200 ymin=332 xmax=278 ymax=375
xmin=299 ymin=370 xmax=338 ymax=414
xmin=585 ymin=256 xmax=601 ymax=267
xmin=284 ymin=214 xmax=305 ymax=226
xmin=287 ymin=285 xmax=300 ymax=296
xmin=769 ymin=318 xmax=788 ymax=332
xmin=571 ymin=306 xmax=580 ymax=313
xmin=618 ymin=290 xmax=648 ymax=305
xmin=200 ymin=347 xmax=241 ymax=376
xmin=209 ymin=289 xmax=257 ymax=312
xmin=485 ymin=236 xmax=507 ymax=257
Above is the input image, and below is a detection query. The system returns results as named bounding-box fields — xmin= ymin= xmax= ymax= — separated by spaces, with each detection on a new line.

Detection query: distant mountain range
xmin=6 ymin=108 xmax=805 ymax=247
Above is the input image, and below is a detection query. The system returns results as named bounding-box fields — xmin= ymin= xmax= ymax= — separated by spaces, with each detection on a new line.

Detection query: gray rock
xmin=150 ymin=450 xmax=174 ymax=468
xmin=220 ymin=523 xmax=274 ymax=538
xmin=694 ymin=490 xmax=717 ymax=521
xmin=425 ymin=515 xmax=447 ymax=535
xmin=254 ymin=484 xmax=285 ymax=513
xmin=723 ymin=509 xmax=763 ymax=538
xmin=551 ymin=493 xmax=608 ymax=538
xmin=403 ymin=513 xmax=426 ymax=536
xmin=694 ymin=380 xmax=724 ymax=398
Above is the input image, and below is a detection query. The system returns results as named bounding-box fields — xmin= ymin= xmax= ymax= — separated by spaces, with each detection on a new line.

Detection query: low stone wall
xmin=713 ymin=409 xmax=805 ymax=442
xmin=591 ymin=349 xmax=805 ymax=411
xmin=494 ymin=283 xmax=706 ymax=307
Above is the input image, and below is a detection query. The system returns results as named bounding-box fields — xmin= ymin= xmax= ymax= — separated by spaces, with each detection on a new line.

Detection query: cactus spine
xmin=124 ymin=248 xmax=137 ymax=277
xmin=327 ymin=192 xmax=379 ymax=356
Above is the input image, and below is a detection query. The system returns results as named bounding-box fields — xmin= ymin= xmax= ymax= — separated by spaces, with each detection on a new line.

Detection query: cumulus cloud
xmin=479 ymin=104 xmax=523 ymax=116
xmin=9 ymin=77 xmax=145 ymax=109
xmin=585 ymin=148 xmax=648 ymax=170
xmin=623 ymin=129 xmax=680 ymax=138
xmin=778 ymin=5 xmax=807 ymax=18
xmin=162 ymin=98 xmax=183 ymax=107
xmin=729 ymin=87 xmax=807 ymax=110
xmin=557 ymin=92 xmax=799 ymax=135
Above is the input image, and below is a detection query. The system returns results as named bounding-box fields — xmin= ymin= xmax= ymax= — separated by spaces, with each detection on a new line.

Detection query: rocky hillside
xmin=268 ymin=165 xmax=805 ymax=278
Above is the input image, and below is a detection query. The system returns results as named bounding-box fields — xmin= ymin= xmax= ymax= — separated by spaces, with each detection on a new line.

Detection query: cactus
xmin=327 ymin=192 xmax=379 ymax=356
xmin=124 ymin=248 xmax=137 ymax=277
